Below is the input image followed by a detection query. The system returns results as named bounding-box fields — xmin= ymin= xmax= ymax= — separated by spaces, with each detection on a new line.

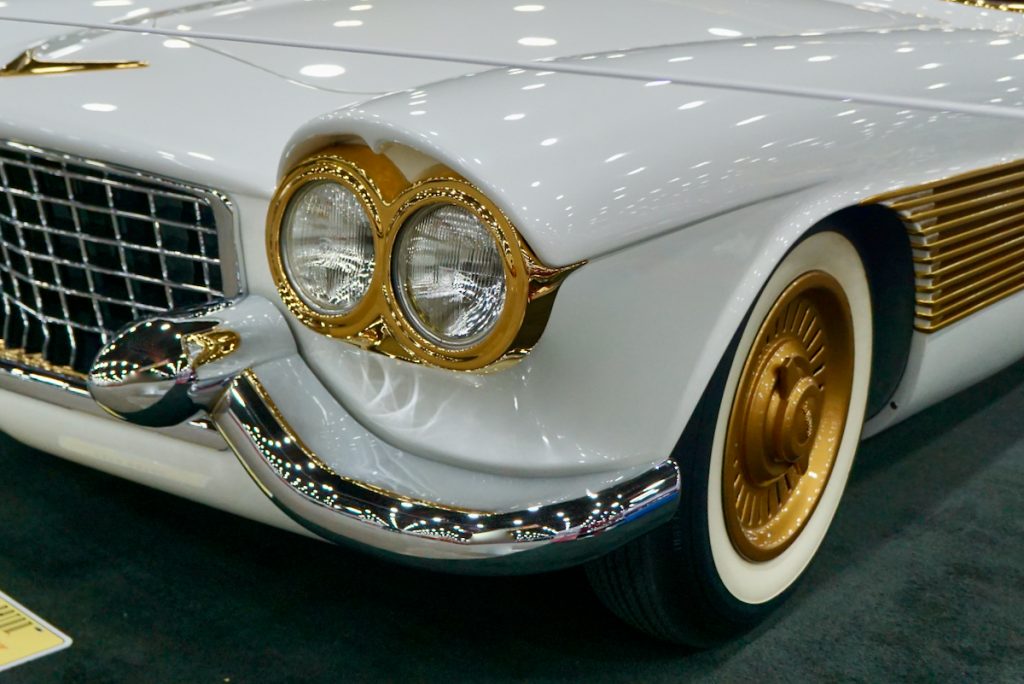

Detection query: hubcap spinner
xmin=741 ymin=338 xmax=823 ymax=486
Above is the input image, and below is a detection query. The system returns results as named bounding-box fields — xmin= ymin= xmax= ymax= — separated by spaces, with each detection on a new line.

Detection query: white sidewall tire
xmin=707 ymin=231 xmax=872 ymax=605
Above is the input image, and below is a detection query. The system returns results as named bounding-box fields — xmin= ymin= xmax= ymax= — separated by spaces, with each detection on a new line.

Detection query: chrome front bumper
xmin=87 ymin=297 xmax=679 ymax=573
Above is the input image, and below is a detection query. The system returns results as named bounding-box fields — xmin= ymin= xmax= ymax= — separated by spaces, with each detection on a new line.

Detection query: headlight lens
xmin=392 ymin=204 xmax=507 ymax=349
xmin=281 ymin=180 xmax=375 ymax=315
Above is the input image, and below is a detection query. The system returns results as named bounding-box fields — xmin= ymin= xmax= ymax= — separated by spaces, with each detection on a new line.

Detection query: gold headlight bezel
xmin=271 ymin=164 xmax=383 ymax=337
xmin=267 ymin=144 xmax=582 ymax=371
xmin=382 ymin=181 xmax=532 ymax=368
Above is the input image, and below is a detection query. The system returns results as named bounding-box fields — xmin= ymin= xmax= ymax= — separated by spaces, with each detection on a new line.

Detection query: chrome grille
xmin=0 ymin=140 xmax=237 ymax=378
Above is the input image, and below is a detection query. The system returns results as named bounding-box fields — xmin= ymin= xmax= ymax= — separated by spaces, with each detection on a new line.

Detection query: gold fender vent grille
xmin=868 ymin=159 xmax=1024 ymax=332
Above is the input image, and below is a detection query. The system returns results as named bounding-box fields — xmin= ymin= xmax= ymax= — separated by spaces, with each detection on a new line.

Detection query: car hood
xmin=3 ymin=0 xmax=925 ymax=93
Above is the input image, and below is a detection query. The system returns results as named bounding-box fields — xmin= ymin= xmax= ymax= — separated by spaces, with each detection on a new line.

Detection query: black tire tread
xmin=586 ymin=536 xmax=682 ymax=642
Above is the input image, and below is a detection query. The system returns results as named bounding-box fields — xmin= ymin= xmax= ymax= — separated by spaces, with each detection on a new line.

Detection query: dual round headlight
xmin=391 ymin=204 xmax=507 ymax=349
xmin=281 ymin=181 xmax=376 ymax=316
xmin=270 ymin=150 xmax=534 ymax=369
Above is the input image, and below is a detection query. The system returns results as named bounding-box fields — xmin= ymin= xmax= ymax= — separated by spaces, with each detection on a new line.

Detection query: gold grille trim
xmin=0 ymin=338 xmax=85 ymax=380
xmin=866 ymin=159 xmax=1024 ymax=332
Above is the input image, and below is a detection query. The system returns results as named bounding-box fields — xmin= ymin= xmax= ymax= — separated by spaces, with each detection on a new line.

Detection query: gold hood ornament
xmin=0 ymin=49 xmax=147 ymax=77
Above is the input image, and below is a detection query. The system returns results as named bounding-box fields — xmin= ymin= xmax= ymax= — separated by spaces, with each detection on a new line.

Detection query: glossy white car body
xmin=0 ymin=0 xmax=1022 ymax=578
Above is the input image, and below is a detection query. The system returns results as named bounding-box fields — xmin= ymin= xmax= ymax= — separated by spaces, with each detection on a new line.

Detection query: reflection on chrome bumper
xmin=87 ymin=297 xmax=680 ymax=573
xmin=219 ymin=370 xmax=679 ymax=565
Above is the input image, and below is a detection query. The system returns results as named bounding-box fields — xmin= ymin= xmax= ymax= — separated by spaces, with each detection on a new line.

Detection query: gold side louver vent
xmin=867 ymin=159 xmax=1024 ymax=332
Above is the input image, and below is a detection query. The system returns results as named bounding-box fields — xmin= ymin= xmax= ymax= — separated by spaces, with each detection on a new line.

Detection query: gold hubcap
xmin=723 ymin=271 xmax=854 ymax=562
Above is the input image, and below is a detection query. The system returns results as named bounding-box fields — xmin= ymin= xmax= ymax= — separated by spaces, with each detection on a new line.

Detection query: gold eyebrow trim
xmin=0 ymin=49 xmax=147 ymax=78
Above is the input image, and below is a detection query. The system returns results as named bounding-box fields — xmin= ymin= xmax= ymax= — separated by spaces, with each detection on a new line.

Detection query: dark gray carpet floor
xmin=2 ymin=360 xmax=1023 ymax=683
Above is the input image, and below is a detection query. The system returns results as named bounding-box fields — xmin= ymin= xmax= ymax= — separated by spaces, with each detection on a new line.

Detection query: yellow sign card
xmin=0 ymin=591 xmax=72 ymax=672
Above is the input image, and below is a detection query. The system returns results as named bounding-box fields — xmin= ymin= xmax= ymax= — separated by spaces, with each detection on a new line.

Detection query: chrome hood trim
xmin=0 ymin=1 xmax=241 ymax=61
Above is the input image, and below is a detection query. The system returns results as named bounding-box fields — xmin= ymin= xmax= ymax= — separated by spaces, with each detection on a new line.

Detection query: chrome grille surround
xmin=0 ymin=139 xmax=240 ymax=381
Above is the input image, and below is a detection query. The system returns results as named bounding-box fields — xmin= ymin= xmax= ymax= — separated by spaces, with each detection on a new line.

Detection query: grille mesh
xmin=869 ymin=159 xmax=1024 ymax=332
xmin=0 ymin=141 xmax=232 ymax=378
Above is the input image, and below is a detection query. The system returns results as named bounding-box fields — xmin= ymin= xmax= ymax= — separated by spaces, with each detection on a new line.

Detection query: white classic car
xmin=0 ymin=0 xmax=1022 ymax=645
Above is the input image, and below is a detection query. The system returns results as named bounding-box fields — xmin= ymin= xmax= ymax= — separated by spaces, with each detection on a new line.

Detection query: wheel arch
xmin=820 ymin=204 xmax=915 ymax=419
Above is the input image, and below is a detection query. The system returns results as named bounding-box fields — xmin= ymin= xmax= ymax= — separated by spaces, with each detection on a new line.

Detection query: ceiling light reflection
xmin=735 ymin=115 xmax=766 ymax=126
xmin=300 ymin=64 xmax=346 ymax=77
xmin=518 ymin=37 xmax=557 ymax=47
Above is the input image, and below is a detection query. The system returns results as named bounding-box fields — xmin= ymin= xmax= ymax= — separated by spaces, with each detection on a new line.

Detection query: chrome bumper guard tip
xmin=86 ymin=297 xmax=681 ymax=573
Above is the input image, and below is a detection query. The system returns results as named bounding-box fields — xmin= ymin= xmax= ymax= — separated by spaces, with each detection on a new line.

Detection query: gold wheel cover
xmin=723 ymin=271 xmax=854 ymax=562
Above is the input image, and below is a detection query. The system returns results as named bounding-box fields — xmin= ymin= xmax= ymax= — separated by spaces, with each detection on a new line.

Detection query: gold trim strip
xmin=916 ymin=274 xmax=1024 ymax=318
xmin=912 ymin=283 xmax=1024 ymax=329
xmin=865 ymin=158 xmax=1024 ymax=332
xmin=918 ymin=264 xmax=1024 ymax=308
xmin=888 ymin=169 xmax=1024 ymax=210
xmin=911 ymin=215 xmax=1024 ymax=251
xmin=914 ymin=196 xmax=1024 ymax=237
xmin=909 ymin=196 xmax=1024 ymax=236
xmin=182 ymin=328 xmax=241 ymax=368
xmin=866 ymin=159 xmax=1024 ymax=202
xmin=904 ymin=184 xmax=1024 ymax=222
xmin=916 ymin=249 xmax=1024 ymax=293
xmin=0 ymin=50 xmax=147 ymax=78
xmin=913 ymin=232 xmax=1024 ymax=270
xmin=941 ymin=0 xmax=1024 ymax=13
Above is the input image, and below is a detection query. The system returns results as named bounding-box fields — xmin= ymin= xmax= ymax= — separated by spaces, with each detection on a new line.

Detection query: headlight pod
xmin=268 ymin=145 xmax=581 ymax=371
